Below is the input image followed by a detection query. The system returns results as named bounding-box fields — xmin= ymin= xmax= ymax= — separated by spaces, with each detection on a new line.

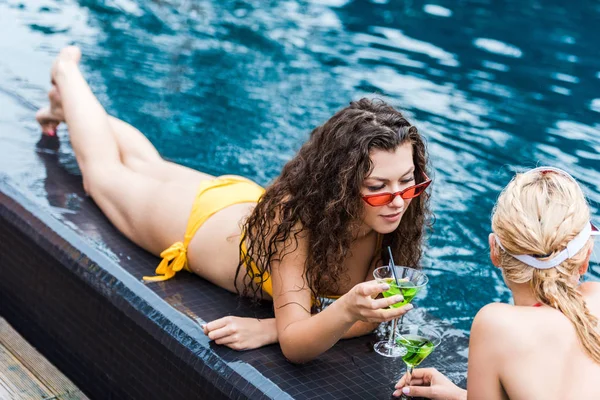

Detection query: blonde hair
xmin=492 ymin=170 xmax=600 ymax=363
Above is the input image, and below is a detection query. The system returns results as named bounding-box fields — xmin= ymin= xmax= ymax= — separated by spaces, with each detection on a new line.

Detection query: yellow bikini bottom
xmin=143 ymin=175 xmax=357 ymax=305
xmin=143 ymin=175 xmax=265 ymax=282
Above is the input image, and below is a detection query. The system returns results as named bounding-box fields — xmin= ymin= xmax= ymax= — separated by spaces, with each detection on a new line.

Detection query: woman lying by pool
xmin=393 ymin=167 xmax=600 ymax=399
xmin=36 ymin=46 xmax=432 ymax=363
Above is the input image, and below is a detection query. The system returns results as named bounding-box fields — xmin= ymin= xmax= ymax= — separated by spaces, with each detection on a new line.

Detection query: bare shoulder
xmin=471 ymin=303 xmax=514 ymax=338
xmin=580 ymin=281 xmax=600 ymax=295
xmin=470 ymin=303 xmax=526 ymax=351
xmin=467 ymin=304 xmax=512 ymax=365
xmin=580 ymin=281 xmax=600 ymax=307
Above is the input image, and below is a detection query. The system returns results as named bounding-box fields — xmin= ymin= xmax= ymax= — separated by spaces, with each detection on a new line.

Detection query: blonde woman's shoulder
xmin=580 ymin=281 xmax=600 ymax=309
xmin=580 ymin=280 xmax=600 ymax=294
xmin=470 ymin=303 xmax=515 ymax=341
xmin=470 ymin=302 xmax=549 ymax=351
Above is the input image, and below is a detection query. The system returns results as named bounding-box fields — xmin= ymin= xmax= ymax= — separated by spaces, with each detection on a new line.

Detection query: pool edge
xmin=0 ymin=176 xmax=287 ymax=399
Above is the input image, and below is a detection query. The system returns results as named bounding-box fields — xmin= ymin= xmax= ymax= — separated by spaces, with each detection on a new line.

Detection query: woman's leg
xmin=49 ymin=46 xmax=197 ymax=255
xmin=46 ymin=47 xmax=279 ymax=352
xmin=106 ymin=116 xmax=214 ymax=183
xmin=37 ymin=89 xmax=212 ymax=184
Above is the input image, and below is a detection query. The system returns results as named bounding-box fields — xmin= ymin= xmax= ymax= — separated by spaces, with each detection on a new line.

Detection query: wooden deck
xmin=0 ymin=318 xmax=89 ymax=400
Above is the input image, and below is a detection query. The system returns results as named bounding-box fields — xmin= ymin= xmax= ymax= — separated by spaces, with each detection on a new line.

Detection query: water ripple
xmin=423 ymin=4 xmax=452 ymax=18
xmin=473 ymin=38 xmax=523 ymax=58
xmin=2 ymin=0 xmax=599 ymax=332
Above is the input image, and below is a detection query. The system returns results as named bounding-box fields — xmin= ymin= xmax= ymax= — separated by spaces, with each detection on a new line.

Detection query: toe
xmin=36 ymin=107 xmax=61 ymax=135
xmin=60 ymin=46 xmax=82 ymax=64
xmin=36 ymin=106 xmax=60 ymax=124
xmin=35 ymin=107 xmax=52 ymax=124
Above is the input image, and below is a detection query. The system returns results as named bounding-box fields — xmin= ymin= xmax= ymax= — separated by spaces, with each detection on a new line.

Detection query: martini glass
xmin=372 ymin=265 xmax=428 ymax=357
xmin=396 ymin=325 xmax=441 ymax=399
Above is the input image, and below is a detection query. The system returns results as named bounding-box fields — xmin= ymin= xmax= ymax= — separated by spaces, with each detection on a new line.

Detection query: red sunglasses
xmin=361 ymin=172 xmax=432 ymax=207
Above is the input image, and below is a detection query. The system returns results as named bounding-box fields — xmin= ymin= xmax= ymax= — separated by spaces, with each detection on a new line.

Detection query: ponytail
xmin=531 ymin=264 xmax=600 ymax=363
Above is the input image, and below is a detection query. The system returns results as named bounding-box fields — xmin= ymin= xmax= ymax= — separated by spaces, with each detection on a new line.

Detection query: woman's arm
xmin=271 ymin=232 xmax=411 ymax=363
xmin=275 ymin=283 xmax=409 ymax=363
xmin=201 ymin=265 xmax=383 ymax=348
xmin=342 ymin=321 xmax=380 ymax=338
xmin=342 ymin=243 xmax=386 ymax=339
xmin=467 ymin=304 xmax=508 ymax=400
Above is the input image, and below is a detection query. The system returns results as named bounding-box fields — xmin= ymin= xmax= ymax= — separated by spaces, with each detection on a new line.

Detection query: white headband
xmin=495 ymin=222 xmax=598 ymax=269
xmin=494 ymin=166 xmax=598 ymax=270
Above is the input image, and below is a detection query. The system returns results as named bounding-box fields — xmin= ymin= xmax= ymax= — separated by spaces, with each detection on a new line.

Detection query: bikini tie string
xmin=143 ymin=242 xmax=188 ymax=282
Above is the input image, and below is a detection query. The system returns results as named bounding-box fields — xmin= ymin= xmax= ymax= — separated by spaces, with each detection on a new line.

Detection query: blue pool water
xmin=1 ymin=0 xmax=598 ymax=332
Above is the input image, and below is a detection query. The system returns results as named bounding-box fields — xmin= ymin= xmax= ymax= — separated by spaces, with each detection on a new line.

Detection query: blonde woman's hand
xmin=393 ymin=368 xmax=467 ymax=400
xmin=203 ymin=316 xmax=277 ymax=351
xmin=340 ymin=280 xmax=413 ymax=323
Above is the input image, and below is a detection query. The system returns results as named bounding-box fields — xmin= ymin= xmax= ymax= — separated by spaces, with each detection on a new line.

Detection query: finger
xmin=358 ymin=281 xmax=390 ymax=297
xmin=207 ymin=326 xmax=234 ymax=341
xmin=395 ymin=377 xmax=426 ymax=388
xmin=395 ymin=368 xmax=434 ymax=389
xmin=378 ymin=304 xmax=414 ymax=321
xmin=396 ymin=385 xmax=433 ymax=398
xmin=371 ymin=294 xmax=404 ymax=309
xmin=205 ymin=316 xmax=231 ymax=332
xmin=396 ymin=374 xmax=406 ymax=388
xmin=215 ymin=334 xmax=239 ymax=346
xmin=411 ymin=368 xmax=435 ymax=381
xmin=216 ymin=337 xmax=247 ymax=351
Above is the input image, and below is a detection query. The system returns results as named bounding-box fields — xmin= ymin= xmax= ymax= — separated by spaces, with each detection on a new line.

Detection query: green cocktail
xmin=395 ymin=325 xmax=441 ymax=400
xmin=372 ymin=265 xmax=428 ymax=357
xmin=382 ymin=278 xmax=420 ymax=308
xmin=396 ymin=334 xmax=436 ymax=367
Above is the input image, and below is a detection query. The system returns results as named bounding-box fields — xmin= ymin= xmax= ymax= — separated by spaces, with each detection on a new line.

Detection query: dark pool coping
xmin=1 ymin=177 xmax=297 ymax=399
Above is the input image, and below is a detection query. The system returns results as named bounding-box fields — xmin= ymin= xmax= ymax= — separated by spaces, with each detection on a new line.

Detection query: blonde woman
xmin=394 ymin=167 xmax=600 ymax=399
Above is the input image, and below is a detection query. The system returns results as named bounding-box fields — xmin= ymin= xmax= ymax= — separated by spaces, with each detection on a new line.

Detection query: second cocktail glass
xmin=396 ymin=325 xmax=442 ymax=399
xmin=372 ymin=265 xmax=428 ymax=357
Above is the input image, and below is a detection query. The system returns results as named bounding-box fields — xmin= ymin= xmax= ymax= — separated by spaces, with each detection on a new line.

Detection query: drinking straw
xmin=387 ymin=246 xmax=400 ymax=285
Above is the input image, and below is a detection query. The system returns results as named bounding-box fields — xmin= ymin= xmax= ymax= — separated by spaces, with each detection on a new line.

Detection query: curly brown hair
xmin=235 ymin=98 xmax=432 ymax=308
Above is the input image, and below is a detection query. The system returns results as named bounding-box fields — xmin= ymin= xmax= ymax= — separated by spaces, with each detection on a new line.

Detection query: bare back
xmin=468 ymin=282 xmax=600 ymax=400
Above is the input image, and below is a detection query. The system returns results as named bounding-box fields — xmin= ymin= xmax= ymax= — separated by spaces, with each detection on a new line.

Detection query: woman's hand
xmin=341 ymin=280 xmax=413 ymax=323
xmin=393 ymin=368 xmax=467 ymax=400
xmin=203 ymin=317 xmax=277 ymax=351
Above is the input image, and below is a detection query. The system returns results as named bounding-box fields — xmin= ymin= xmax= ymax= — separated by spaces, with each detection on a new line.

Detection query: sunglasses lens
xmin=401 ymin=182 xmax=429 ymax=199
xmin=401 ymin=187 xmax=418 ymax=199
xmin=367 ymin=194 xmax=394 ymax=206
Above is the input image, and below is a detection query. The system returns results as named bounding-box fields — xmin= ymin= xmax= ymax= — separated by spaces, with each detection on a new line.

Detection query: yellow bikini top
xmin=245 ymin=233 xmax=383 ymax=308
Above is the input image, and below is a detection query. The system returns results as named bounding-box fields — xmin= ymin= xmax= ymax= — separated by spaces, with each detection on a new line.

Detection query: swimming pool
xmin=1 ymin=0 xmax=598 ymax=335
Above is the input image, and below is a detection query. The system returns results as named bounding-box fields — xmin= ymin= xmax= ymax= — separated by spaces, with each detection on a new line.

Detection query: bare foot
xmin=36 ymin=46 xmax=82 ymax=135
xmin=36 ymin=87 xmax=64 ymax=136
xmin=203 ymin=316 xmax=278 ymax=351
xmin=51 ymin=46 xmax=82 ymax=83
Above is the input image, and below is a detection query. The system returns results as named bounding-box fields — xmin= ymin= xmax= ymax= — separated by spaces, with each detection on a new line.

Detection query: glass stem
xmin=401 ymin=365 xmax=414 ymax=399
xmin=388 ymin=317 xmax=397 ymax=346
